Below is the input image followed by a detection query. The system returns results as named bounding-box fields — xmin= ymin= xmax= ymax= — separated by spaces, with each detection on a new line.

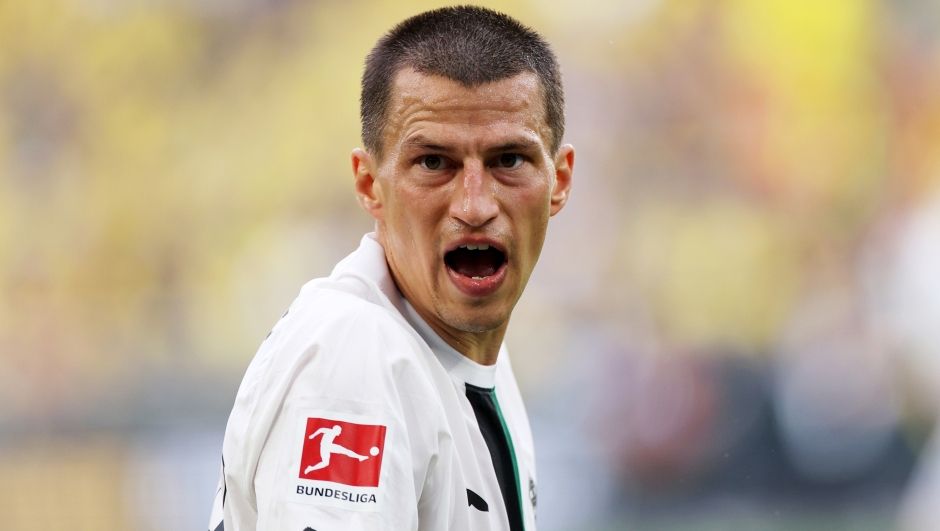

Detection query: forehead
xmin=383 ymin=69 xmax=550 ymax=151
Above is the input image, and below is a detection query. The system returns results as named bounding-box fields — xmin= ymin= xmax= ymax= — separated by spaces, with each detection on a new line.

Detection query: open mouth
xmin=444 ymin=244 xmax=506 ymax=280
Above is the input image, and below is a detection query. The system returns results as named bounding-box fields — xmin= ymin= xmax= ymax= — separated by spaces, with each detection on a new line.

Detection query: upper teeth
xmin=459 ymin=244 xmax=490 ymax=251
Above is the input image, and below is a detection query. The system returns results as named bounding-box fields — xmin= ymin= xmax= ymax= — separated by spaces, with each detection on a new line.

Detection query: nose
xmin=450 ymin=159 xmax=499 ymax=227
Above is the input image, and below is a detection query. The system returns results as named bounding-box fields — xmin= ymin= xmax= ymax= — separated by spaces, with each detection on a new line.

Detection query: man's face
xmin=353 ymin=69 xmax=573 ymax=338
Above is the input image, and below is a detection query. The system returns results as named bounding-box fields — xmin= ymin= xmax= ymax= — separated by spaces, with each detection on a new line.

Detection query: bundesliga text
xmin=296 ymin=485 xmax=378 ymax=504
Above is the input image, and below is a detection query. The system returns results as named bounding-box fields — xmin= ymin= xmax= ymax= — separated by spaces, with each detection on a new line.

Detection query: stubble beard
xmin=432 ymin=293 xmax=510 ymax=334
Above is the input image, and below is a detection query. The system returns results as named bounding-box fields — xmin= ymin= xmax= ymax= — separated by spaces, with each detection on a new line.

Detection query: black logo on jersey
xmin=529 ymin=476 xmax=537 ymax=509
xmin=303 ymin=528 xmax=317 ymax=531
xmin=467 ymin=488 xmax=489 ymax=512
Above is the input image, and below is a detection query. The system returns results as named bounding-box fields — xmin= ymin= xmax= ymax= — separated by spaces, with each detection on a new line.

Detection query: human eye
xmin=495 ymin=153 xmax=524 ymax=169
xmin=419 ymin=155 xmax=449 ymax=170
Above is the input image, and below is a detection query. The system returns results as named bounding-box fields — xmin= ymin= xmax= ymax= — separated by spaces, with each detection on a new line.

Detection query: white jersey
xmin=208 ymin=233 xmax=537 ymax=531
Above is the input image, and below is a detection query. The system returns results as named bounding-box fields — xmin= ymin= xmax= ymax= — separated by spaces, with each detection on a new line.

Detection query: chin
xmin=436 ymin=304 xmax=509 ymax=334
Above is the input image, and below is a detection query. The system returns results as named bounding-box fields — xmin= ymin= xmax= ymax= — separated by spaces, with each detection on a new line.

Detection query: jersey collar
xmin=330 ymin=232 xmax=399 ymax=302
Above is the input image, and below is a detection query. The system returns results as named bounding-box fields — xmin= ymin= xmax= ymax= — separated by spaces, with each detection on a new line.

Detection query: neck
xmin=416 ymin=306 xmax=507 ymax=366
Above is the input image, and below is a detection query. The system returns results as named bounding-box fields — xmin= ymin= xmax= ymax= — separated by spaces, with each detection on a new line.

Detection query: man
xmin=305 ymin=425 xmax=372 ymax=473
xmin=208 ymin=6 xmax=574 ymax=530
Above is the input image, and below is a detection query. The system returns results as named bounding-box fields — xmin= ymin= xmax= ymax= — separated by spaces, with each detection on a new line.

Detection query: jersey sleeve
xmin=218 ymin=291 xmax=457 ymax=531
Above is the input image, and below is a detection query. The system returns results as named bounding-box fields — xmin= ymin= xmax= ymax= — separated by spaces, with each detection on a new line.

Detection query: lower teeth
xmin=472 ymin=276 xmax=483 ymax=280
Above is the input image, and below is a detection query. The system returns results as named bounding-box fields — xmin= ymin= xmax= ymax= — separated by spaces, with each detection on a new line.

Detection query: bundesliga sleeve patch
xmin=299 ymin=417 xmax=386 ymax=486
xmin=288 ymin=411 xmax=389 ymax=512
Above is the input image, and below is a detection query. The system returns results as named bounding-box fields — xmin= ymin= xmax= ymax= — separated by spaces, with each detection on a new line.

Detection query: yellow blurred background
xmin=2 ymin=0 xmax=940 ymax=529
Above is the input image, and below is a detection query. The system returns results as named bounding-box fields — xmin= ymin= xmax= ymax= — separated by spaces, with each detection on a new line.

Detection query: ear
xmin=352 ymin=148 xmax=385 ymax=220
xmin=549 ymin=144 xmax=574 ymax=216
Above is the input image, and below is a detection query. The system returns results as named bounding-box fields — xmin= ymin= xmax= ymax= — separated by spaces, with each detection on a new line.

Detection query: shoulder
xmin=223 ymin=278 xmax=439 ymax=485
xmin=235 ymin=278 xmax=435 ymax=414
xmin=265 ymin=270 xmax=399 ymax=335
xmin=275 ymin=279 xmax=415 ymax=359
xmin=260 ymin=284 xmax=406 ymax=368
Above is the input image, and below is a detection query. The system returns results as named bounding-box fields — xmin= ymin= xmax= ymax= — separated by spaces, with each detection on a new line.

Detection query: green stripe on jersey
xmin=492 ymin=389 xmax=525 ymax=531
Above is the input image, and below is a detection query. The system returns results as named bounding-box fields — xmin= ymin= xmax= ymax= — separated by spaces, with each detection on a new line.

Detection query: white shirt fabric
xmin=208 ymin=233 xmax=537 ymax=531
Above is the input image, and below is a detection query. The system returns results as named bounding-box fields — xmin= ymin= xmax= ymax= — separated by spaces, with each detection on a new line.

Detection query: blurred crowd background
xmin=2 ymin=0 xmax=940 ymax=529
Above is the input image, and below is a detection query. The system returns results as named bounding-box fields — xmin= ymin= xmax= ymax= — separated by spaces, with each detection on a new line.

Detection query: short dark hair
xmin=361 ymin=6 xmax=564 ymax=158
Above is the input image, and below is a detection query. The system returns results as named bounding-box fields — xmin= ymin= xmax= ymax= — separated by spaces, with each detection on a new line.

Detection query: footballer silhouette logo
xmin=299 ymin=417 xmax=387 ymax=487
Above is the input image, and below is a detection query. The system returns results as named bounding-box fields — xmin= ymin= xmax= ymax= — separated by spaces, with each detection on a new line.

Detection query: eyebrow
xmin=487 ymin=140 xmax=540 ymax=153
xmin=402 ymin=137 xmax=452 ymax=152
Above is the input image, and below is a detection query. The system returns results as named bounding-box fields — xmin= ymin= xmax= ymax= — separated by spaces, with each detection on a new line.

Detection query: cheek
xmin=386 ymin=181 xmax=451 ymax=250
xmin=517 ymin=173 xmax=554 ymax=219
xmin=504 ymin=177 xmax=553 ymax=258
